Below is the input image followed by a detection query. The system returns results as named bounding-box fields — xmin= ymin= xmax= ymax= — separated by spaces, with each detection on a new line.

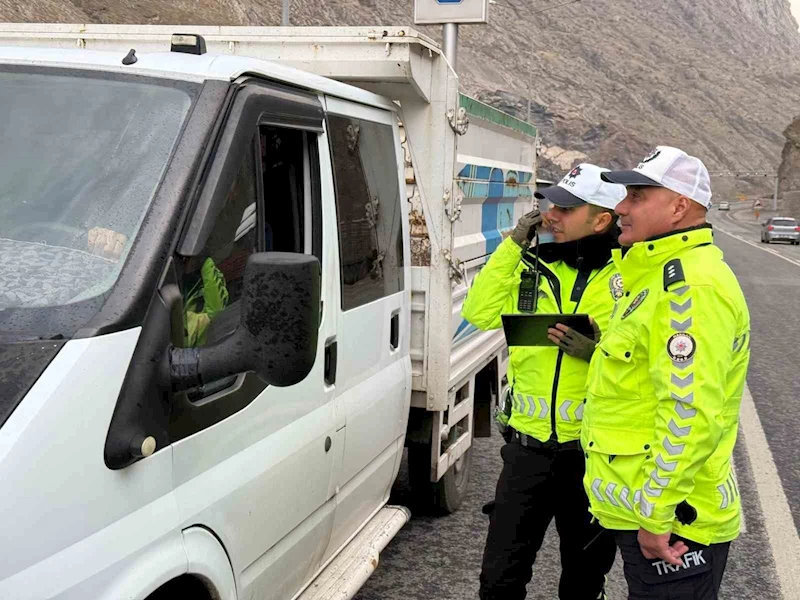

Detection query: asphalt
xmin=353 ymin=204 xmax=797 ymax=600
xmin=712 ymin=205 xmax=800 ymax=534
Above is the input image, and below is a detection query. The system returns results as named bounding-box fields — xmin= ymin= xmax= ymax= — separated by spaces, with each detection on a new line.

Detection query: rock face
xmin=2 ymin=0 xmax=800 ymax=193
xmin=779 ymin=118 xmax=800 ymax=217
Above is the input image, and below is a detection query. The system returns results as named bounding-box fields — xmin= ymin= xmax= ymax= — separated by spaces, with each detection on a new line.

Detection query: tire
xmin=408 ymin=434 xmax=473 ymax=516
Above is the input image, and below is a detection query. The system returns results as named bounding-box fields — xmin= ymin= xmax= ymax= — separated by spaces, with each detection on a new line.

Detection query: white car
xmin=718 ymin=201 xmax=731 ymax=211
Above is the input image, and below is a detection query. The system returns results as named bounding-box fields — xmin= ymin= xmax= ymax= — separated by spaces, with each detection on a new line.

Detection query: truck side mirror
xmin=170 ymin=252 xmax=320 ymax=390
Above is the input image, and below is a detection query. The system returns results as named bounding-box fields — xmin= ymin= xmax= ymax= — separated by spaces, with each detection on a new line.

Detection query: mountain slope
xmin=2 ymin=0 xmax=799 ymax=195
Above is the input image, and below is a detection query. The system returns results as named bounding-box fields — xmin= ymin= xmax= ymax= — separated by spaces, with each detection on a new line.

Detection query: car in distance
xmin=761 ymin=217 xmax=800 ymax=245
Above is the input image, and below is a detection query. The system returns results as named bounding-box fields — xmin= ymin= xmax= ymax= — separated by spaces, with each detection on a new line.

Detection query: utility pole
xmin=774 ymin=173 xmax=779 ymax=211
xmin=709 ymin=171 xmax=780 ymax=212
xmin=415 ymin=0 xmax=489 ymax=73
xmin=527 ymin=44 xmax=533 ymax=122
xmin=442 ymin=23 xmax=459 ymax=70
xmin=282 ymin=0 xmax=290 ymax=26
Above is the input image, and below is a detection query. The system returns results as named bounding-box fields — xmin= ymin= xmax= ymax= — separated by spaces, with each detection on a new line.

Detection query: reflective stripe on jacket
xmin=462 ymin=236 xmax=621 ymax=443
xmin=582 ymin=226 xmax=750 ymax=545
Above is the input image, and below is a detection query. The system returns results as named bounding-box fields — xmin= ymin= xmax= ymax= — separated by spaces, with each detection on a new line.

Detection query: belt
xmin=511 ymin=429 xmax=581 ymax=452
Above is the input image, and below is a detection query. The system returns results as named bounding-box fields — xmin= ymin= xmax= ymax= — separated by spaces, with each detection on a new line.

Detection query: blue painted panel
xmin=476 ymin=165 xmax=492 ymax=180
xmin=453 ymin=318 xmax=478 ymax=342
xmin=457 ymin=161 xmax=535 ymax=255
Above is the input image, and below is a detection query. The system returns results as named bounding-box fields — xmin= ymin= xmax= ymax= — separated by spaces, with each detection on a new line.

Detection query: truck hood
xmin=0 ymin=340 xmax=64 ymax=428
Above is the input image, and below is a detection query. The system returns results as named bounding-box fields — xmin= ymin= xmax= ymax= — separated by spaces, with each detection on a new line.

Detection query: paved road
xmin=355 ymin=208 xmax=800 ymax=599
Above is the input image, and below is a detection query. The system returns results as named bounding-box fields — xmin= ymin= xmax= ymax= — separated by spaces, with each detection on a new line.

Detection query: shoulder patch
xmin=667 ymin=333 xmax=696 ymax=362
xmin=663 ymin=259 xmax=685 ymax=291
xmin=621 ymin=289 xmax=649 ymax=320
xmin=609 ymin=273 xmax=624 ymax=300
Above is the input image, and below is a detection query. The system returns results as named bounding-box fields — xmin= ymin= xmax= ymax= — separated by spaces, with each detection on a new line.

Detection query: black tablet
xmin=501 ymin=313 xmax=593 ymax=347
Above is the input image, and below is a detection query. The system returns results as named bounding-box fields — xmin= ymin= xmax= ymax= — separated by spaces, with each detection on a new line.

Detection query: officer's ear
xmin=672 ymin=194 xmax=693 ymax=222
xmin=591 ymin=209 xmax=614 ymax=234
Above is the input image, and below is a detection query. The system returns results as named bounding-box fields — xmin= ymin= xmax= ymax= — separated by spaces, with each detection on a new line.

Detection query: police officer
xmin=463 ymin=164 xmax=626 ymax=600
xmin=583 ymin=146 xmax=751 ymax=598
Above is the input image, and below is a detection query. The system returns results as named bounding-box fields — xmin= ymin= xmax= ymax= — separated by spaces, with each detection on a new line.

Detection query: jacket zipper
xmin=525 ymin=255 xmax=565 ymax=442
xmin=549 ymin=351 xmax=565 ymax=441
xmin=550 ymin=267 xmax=594 ymax=442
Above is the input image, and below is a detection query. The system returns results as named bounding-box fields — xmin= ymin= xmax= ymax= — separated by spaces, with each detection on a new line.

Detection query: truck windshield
xmin=0 ymin=68 xmax=193 ymax=333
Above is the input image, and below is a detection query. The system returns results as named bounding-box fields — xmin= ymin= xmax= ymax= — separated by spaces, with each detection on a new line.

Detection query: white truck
xmin=0 ymin=24 xmax=538 ymax=600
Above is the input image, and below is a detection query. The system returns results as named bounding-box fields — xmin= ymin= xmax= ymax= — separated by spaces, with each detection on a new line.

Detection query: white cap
xmin=601 ymin=146 xmax=713 ymax=209
xmin=534 ymin=163 xmax=626 ymax=210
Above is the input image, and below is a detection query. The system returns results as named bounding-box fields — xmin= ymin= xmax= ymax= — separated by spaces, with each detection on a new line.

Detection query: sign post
xmin=414 ymin=0 xmax=489 ymax=71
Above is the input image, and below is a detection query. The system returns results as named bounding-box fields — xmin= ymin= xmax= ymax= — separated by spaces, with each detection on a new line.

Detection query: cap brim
xmin=600 ymin=171 xmax=663 ymax=187
xmin=534 ymin=185 xmax=586 ymax=208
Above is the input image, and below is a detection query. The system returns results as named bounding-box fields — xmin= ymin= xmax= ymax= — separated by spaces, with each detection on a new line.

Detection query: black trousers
xmin=615 ymin=531 xmax=730 ymax=600
xmin=479 ymin=440 xmax=617 ymax=600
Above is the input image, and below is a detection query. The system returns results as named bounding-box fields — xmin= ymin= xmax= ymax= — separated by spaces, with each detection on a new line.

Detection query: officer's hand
xmin=637 ymin=528 xmax=689 ymax=566
xmin=510 ymin=210 xmax=544 ymax=248
xmin=547 ymin=319 xmax=601 ymax=362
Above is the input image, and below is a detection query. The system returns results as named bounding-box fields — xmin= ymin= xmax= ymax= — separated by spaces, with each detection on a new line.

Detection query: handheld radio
xmin=518 ymin=229 xmax=541 ymax=313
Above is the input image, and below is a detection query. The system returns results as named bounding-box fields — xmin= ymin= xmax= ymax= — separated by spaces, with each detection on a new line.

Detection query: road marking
xmin=730 ymin=459 xmax=746 ymax=534
xmin=740 ymin=382 xmax=800 ymax=597
xmin=715 ymin=225 xmax=800 ymax=269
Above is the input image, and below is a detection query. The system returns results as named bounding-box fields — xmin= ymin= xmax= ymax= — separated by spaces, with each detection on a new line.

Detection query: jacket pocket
xmin=590 ymin=327 xmax=640 ymax=400
xmin=584 ymin=425 xmax=651 ymax=457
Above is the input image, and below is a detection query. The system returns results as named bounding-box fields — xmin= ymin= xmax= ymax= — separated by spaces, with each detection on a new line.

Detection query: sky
xmin=792 ymin=0 xmax=800 ymax=28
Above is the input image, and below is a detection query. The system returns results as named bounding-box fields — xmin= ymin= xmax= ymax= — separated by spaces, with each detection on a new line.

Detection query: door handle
xmin=390 ymin=313 xmax=399 ymax=350
xmin=324 ymin=338 xmax=337 ymax=386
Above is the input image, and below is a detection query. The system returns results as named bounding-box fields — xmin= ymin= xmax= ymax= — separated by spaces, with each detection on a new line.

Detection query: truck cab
xmin=0 ymin=37 xmax=411 ymax=600
xmin=0 ymin=25 xmax=539 ymax=600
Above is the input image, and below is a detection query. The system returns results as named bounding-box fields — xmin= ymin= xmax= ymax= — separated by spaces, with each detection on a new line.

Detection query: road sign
xmin=414 ymin=0 xmax=489 ymax=24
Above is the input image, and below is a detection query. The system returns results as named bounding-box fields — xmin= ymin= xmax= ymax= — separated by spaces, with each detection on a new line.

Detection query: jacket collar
xmin=525 ymin=228 xmax=620 ymax=271
xmin=613 ymin=224 xmax=714 ymax=285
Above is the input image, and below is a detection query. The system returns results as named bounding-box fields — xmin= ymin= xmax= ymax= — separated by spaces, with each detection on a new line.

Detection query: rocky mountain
xmin=779 ymin=117 xmax=800 ymax=216
xmin=3 ymin=0 xmax=800 ymax=198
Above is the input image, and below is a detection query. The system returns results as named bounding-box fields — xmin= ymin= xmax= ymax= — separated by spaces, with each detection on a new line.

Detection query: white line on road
xmin=740 ymin=382 xmax=800 ymax=598
xmin=715 ymin=226 xmax=800 ymax=269
xmin=730 ymin=459 xmax=746 ymax=535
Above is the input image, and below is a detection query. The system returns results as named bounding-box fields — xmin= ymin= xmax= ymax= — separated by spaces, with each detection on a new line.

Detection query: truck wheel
xmin=408 ymin=437 xmax=473 ymax=515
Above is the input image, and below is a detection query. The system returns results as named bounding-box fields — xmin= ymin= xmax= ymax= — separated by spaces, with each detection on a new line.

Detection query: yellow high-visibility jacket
xmin=582 ymin=225 xmax=750 ymax=545
xmin=463 ymin=236 xmax=622 ymax=443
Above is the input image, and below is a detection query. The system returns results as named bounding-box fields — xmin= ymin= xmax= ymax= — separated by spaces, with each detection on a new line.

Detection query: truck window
xmin=181 ymin=125 xmax=318 ymax=350
xmin=181 ymin=134 xmax=259 ymax=349
xmin=0 ymin=69 xmax=193 ymax=315
xmin=328 ymin=115 xmax=404 ymax=311
xmin=261 ymin=125 xmax=313 ymax=256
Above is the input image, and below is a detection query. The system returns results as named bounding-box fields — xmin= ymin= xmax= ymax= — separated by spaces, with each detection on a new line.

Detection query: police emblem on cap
xmin=641 ymin=149 xmax=661 ymax=164
xmin=621 ymin=289 xmax=649 ymax=320
xmin=567 ymin=165 xmax=582 ymax=178
xmin=667 ymin=333 xmax=696 ymax=362
xmin=609 ymin=273 xmax=624 ymax=301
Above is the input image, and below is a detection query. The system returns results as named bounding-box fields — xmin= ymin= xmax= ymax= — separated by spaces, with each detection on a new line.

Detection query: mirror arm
xmin=169 ymin=331 xmax=254 ymax=392
xmin=169 ymin=346 xmax=202 ymax=391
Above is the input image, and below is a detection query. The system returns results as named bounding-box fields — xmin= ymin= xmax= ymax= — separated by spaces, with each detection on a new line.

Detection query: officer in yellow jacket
xmin=584 ymin=146 xmax=751 ymax=598
xmin=463 ymin=164 xmax=626 ymax=600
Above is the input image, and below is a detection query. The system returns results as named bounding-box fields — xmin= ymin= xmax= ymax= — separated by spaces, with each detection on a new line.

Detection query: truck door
xmin=322 ymin=98 xmax=412 ymax=557
xmin=168 ymin=80 xmax=340 ymax=600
